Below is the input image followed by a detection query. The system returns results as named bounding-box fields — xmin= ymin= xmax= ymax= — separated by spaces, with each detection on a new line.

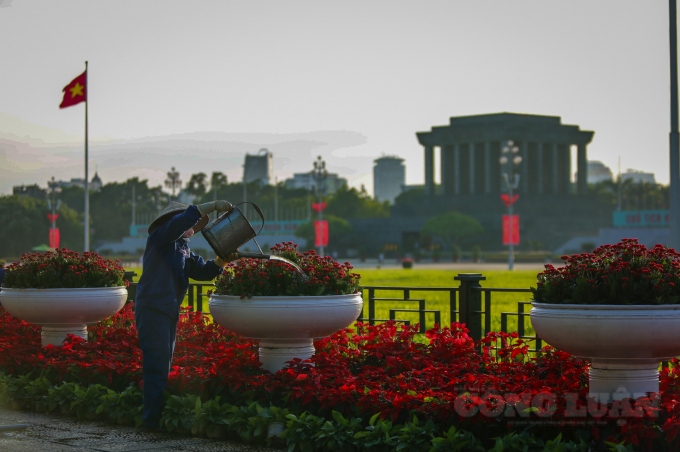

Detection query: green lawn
xmin=357 ymin=267 xmax=539 ymax=289
xmin=357 ymin=268 xmax=539 ymax=335
xmin=125 ymin=265 xmax=541 ymax=336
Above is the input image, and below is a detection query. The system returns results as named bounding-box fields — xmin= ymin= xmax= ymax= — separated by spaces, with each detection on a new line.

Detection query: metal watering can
xmin=202 ymin=202 xmax=308 ymax=277
xmin=201 ymin=202 xmax=271 ymax=260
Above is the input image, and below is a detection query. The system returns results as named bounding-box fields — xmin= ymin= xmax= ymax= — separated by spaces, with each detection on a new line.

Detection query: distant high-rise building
xmin=12 ymin=184 xmax=45 ymax=199
xmin=46 ymin=172 xmax=104 ymax=191
xmin=58 ymin=172 xmax=103 ymax=192
xmin=587 ymin=161 xmax=614 ymax=184
xmin=284 ymin=172 xmax=347 ymax=195
xmin=243 ymin=148 xmax=273 ymax=185
xmin=621 ymin=169 xmax=656 ymax=184
xmin=373 ymin=156 xmax=405 ymax=204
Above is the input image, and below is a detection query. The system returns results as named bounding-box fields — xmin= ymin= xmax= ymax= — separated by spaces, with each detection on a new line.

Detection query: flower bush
xmin=213 ymin=242 xmax=360 ymax=298
xmin=2 ymin=248 xmax=126 ymax=289
xmin=531 ymin=238 xmax=680 ymax=305
xmin=2 ymin=304 xmax=680 ymax=449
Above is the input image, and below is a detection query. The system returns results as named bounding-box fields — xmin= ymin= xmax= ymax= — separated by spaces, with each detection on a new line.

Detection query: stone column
xmin=562 ymin=145 xmax=572 ymax=194
xmin=520 ymin=141 xmax=529 ymax=194
xmin=577 ymin=143 xmax=588 ymax=195
xmin=441 ymin=145 xmax=453 ymax=195
xmin=454 ymin=143 xmax=461 ymax=195
xmin=484 ymin=141 xmax=491 ymax=193
xmin=469 ymin=142 xmax=475 ymax=194
xmin=536 ymin=143 xmax=543 ymax=195
xmin=424 ymin=145 xmax=435 ymax=196
xmin=551 ymin=143 xmax=559 ymax=194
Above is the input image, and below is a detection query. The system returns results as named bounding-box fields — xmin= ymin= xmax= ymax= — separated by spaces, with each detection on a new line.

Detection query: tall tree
xmin=590 ymin=180 xmax=669 ymax=211
xmin=421 ymin=212 xmax=484 ymax=252
xmin=58 ymin=185 xmax=85 ymax=212
xmin=210 ymin=172 xmax=228 ymax=193
xmin=198 ymin=172 xmax=230 ymax=220
xmin=325 ymin=185 xmax=389 ymax=219
xmin=186 ymin=173 xmax=208 ymax=199
xmin=89 ymin=178 xmax=167 ymax=244
xmin=394 ymin=186 xmax=426 ymax=206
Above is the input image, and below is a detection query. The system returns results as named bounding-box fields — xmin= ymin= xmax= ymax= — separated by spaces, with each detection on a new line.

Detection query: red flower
xmin=213 ymin=242 xmax=360 ymax=298
xmin=3 ymin=248 xmax=125 ymax=289
xmin=532 ymin=239 xmax=680 ymax=305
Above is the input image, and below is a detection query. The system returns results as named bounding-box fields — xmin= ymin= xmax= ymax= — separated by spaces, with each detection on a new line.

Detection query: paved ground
xmin=0 ymin=406 xmax=281 ymax=452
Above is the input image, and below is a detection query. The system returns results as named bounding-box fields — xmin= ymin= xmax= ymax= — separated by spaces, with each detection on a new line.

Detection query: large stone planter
xmin=0 ymin=287 xmax=127 ymax=347
xmin=209 ymin=293 xmax=363 ymax=372
xmin=530 ymin=302 xmax=680 ymax=401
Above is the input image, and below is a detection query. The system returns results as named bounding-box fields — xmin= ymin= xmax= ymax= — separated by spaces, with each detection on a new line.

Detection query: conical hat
xmin=148 ymin=201 xmax=209 ymax=234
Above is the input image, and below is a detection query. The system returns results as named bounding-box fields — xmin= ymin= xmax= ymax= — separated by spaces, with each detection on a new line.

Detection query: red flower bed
xmin=2 ymin=304 xmax=680 ymax=449
xmin=4 ymin=248 xmax=126 ymax=289
xmin=533 ymin=238 xmax=680 ymax=305
xmin=214 ymin=242 xmax=360 ymax=297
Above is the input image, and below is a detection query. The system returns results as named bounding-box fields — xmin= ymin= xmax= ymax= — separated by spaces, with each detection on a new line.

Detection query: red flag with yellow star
xmin=59 ymin=70 xmax=87 ymax=109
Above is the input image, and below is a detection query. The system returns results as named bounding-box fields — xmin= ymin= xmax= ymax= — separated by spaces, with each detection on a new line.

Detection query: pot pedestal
xmin=258 ymin=339 xmax=316 ymax=373
xmin=42 ymin=326 xmax=88 ymax=345
xmin=589 ymin=362 xmax=660 ymax=401
xmin=209 ymin=293 xmax=363 ymax=373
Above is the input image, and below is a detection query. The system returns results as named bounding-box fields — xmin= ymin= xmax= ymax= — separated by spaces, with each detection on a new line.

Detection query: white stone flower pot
xmin=0 ymin=287 xmax=128 ymax=347
xmin=209 ymin=293 xmax=363 ymax=372
xmin=530 ymin=302 xmax=680 ymax=401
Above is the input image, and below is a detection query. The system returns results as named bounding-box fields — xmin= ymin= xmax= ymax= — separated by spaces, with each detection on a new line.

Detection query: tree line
xmin=0 ymin=172 xmax=391 ymax=258
xmin=2 ymin=171 xmax=665 ymax=259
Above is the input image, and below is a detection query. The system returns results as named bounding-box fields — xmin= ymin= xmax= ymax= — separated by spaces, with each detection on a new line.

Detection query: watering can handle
xmin=234 ymin=202 xmax=265 ymax=235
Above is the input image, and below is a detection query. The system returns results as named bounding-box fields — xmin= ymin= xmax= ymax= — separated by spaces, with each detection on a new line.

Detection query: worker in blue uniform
xmin=135 ymin=200 xmax=235 ymax=430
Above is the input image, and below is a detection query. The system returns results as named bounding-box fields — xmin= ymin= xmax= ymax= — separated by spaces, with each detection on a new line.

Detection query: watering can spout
xmin=236 ymin=251 xmax=271 ymax=260
xmin=232 ymin=252 xmax=309 ymax=280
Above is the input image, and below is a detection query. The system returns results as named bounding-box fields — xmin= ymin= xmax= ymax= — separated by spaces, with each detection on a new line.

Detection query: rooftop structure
xmin=243 ymin=148 xmax=273 ymax=185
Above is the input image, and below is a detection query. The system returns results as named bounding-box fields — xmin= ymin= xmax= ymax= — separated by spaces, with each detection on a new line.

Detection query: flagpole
xmin=84 ymin=60 xmax=89 ymax=252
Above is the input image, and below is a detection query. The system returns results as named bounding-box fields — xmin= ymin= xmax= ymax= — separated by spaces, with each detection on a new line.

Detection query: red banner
xmin=502 ymin=215 xmax=520 ymax=245
xmin=47 ymin=213 xmax=59 ymax=223
xmin=49 ymin=228 xmax=60 ymax=249
xmin=314 ymin=220 xmax=328 ymax=247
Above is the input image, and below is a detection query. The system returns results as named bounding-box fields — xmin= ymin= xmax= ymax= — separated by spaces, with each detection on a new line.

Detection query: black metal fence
xmin=126 ymin=272 xmax=541 ymax=349
xmin=356 ymin=273 xmax=541 ymax=351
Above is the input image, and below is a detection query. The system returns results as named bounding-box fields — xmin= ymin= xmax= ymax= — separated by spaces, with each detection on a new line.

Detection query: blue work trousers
xmin=135 ymin=305 xmax=178 ymax=429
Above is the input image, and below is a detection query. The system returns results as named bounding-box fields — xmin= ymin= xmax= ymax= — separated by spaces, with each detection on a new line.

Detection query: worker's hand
xmin=214 ymin=253 xmax=239 ymax=267
xmin=197 ymin=201 xmax=233 ymax=216
xmin=215 ymin=200 xmax=233 ymax=213
xmin=197 ymin=201 xmax=216 ymax=216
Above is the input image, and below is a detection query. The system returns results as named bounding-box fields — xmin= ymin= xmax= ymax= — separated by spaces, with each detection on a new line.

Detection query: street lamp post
xmin=670 ymin=0 xmax=680 ymax=250
xmin=499 ymin=140 xmax=522 ymax=270
xmin=47 ymin=176 xmax=61 ymax=249
xmin=47 ymin=176 xmax=61 ymax=228
xmin=312 ymin=156 xmax=328 ymax=257
xmin=165 ymin=167 xmax=182 ymax=201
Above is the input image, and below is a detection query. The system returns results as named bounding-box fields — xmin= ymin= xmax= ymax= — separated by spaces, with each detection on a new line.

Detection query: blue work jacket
xmin=135 ymin=205 xmax=221 ymax=314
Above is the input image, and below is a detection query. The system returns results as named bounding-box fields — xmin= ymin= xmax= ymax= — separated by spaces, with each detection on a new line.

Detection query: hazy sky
xmin=0 ymin=1 xmax=673 ymax=196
